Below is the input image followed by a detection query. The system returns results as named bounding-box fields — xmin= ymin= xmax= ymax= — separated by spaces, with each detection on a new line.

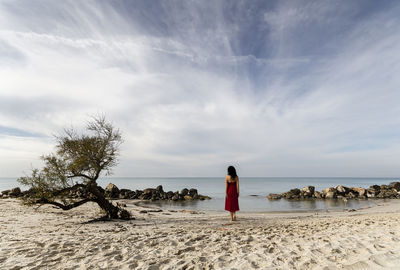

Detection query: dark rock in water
xmin=289 ymin=188 xmax=301 ymax=195
xmin=314 ymin=191 xmax=322 ymax=199
xmin=116 ymin=202 xmax=127 ymax=208
xmin=380 ymin=185 xmax=389 ymax=190
xmin=325 ymin=191 xmax=336 ymax=199
xmin=275 ymin=182 xmax=400 ymax=201
xmin=301 ymin=186 xmax=315 ymax=195
xmin=389 ymin=182 xmax=400 ymax=192
xmin=180 ymin=188 xmax=189 ymax=196
xmin=346 ymin=192 xmax=357 ymax=199
xmin=127 ymin=191 xmax=136 ymax=199
xmin=1 ymin=189 xmax=10 ymax=196
xmin=184 ymin=195 xmax=193 ymax=200
xmin=369 ymin=185 xmax=380 ymax=191
xmin=322 ymin=187 xmax=336 ymax=195
xmin=105 ymin=183 xmax=120 ymax=198
xmin=119 ymin=189 xmax=131 ymax=199
xmin=143 ymin=188 xmax=156 ymax=195
xmin=377 ymin=189 xmax=398 ymax=199
xmin=7 ymin=187 xmax=21 ymax=197
xmin=189 ymin=188 xmax=198 ymax=197
xmin=156 ymin=185 xmax=164 ymax=193
xmin=166 ymin=191 xmax=174 ymax=199
xmin=335 ymin=185 xmax=349 ymax=195
xmin=351 ymin=187 xmax=366 ymax=197
xmin=172 ymin=194 xmax=179 ymax=201
xmin=198 ymin=195 xmax=211 ymax=200
xmin=366 ymin=190 xmax=376 ymax=198
xmin=267 ymin=194 xmax=282 ymax=200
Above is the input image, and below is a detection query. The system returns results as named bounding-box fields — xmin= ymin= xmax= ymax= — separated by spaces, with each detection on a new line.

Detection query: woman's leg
xmin=233 ymin=212 xmax=237 ymax=221
xmin=230 ymin=212 xmax=234 ymax=221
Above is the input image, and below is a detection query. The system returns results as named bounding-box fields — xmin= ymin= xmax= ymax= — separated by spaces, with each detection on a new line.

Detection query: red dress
xmin=225 ymin=181 xmax=239 ymax=212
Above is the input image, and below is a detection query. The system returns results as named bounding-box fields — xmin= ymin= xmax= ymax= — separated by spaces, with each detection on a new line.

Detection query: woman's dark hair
xmin=227 ymin=166 xmax=237 ymax=180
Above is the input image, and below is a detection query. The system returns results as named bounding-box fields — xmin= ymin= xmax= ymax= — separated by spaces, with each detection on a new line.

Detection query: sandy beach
xmin=1 ymin=198 xmax=400 ymax=270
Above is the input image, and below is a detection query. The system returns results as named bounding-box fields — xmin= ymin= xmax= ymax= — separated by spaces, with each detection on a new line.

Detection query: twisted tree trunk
xmin=87 ymin=181 xmax=130 ymax=219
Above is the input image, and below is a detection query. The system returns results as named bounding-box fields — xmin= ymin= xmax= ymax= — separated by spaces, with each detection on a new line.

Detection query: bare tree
xmin=18 ymin=116 xmax=130 ymax=220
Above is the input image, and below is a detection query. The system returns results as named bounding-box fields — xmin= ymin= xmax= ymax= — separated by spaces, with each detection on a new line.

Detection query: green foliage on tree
xmin=18 ymin=116 xmax=130 ymax=219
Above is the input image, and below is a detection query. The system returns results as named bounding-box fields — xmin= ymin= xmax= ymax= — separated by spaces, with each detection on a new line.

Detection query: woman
xmin=225 ymin=166 xmax=239 ymax=221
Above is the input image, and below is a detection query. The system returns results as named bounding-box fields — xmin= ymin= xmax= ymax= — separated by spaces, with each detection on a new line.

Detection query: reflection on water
xmin=1 ymin=176 xmax=389 ymax=212
xmin=139 ymin=196 xmax=377 ymax=213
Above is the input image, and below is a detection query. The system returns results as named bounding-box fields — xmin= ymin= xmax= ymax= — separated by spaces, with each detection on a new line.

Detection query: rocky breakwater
xmin=1 ymin=183 xmax=211 ymax=202
xmin=102 ymin=183 xmax=211 ymax=202
xmin=0 ymin=187 xmax=22 ymax=198
xmin=267 ymin=182 xmax=400 ymax=200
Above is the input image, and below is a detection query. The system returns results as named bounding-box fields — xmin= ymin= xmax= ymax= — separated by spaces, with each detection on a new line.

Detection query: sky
xmin=1 ymin=0 xmax=400 ymax=177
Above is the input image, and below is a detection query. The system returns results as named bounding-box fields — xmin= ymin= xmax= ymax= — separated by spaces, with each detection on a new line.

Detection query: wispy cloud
xmin=0 ymin=0 xmax=399 ymax=177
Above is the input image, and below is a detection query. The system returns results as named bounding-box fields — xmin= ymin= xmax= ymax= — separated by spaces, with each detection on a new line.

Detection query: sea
xmin=1 ymin=177 xmax=397 ymax=212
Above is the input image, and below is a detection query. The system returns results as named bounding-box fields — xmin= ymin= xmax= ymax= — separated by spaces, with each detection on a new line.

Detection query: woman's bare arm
xmin=236 ymin=177 xmax=240 ymax=197
xmin=225 ymin=175 xmax=228 ymax=197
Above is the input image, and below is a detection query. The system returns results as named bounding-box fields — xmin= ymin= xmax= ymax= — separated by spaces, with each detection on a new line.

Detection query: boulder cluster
xmin=0 ymin=183 xmax=211 ymax=202
xmin=101 ymin=183 xmax=211 ymax=201
xmin=267 ymin=182 xmax=400 ymax=200
xmin=0 ymin=187 xmax=22 ymax=198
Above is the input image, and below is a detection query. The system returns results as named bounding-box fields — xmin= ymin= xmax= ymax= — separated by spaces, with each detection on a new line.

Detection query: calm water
xmin=1 ymin=177 xmax=397 ymax=212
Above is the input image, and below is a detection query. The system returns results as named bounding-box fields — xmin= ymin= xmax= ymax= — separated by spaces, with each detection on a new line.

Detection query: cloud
xmin=0 ymin=0 xmax=400 ymax=177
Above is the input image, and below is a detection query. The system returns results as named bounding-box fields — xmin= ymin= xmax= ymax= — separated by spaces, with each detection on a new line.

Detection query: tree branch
xmin=34 ymin=198 xmax=96 ymax=210
xmin=52 ymin=183 xmax=87 ymax=197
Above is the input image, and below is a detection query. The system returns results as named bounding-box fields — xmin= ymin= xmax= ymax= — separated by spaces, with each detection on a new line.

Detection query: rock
xmin=389 ymin=182 xmax=400 ymax=191
xmin=184 ymin=195 xmax=193 ymax=200
xmin=139 ymin=210 xmax=148 ymax=214
xmin=198 ymin=195 xmax=211 ymax=200
xmin=351 ymin=187 xmax=366 ymax=197
xmin=119 ymin=189 xmax=131 ymax=199
xmin=335 ymin=185 xmax=349 ymax=194
xmin=377 ymin=189 xmax=398 ymax=198
xmin=366 ymin=191 xmax=376 ymax=198
xmin=289 ymin=188 xmax=301 ymax=195
xmin=118 ymin=209 xmax=131 ymax=220
xmin=301 ymin=186 xmax=315 ymax=194
xmin=156 ymin=185 xmax=164 ymax=193
xmin=267 ymin=193 xmax=282 ymax=200
xmin=1 ymin=190 xmax=10 ymax=196
xmin=166 ymin=191 xmax=174 ymax=199
xmin=105 ymin=183 xmax=120 ymax=198
xmin=143 ymin=188 xmax=156 ymax=195
xmin=8 ymin=187 xmax=21 ymax=197
xmin=369 ymin=185 xmax=381 ymax=191
xmin=380 ymin=185 xmax=389 ymax=190
xmin=116 ymin=202 xmax=127 ymax=207
xmin=172 ymin=195 xmax=179 ymax=201
xmin=346 ymin=192 xmax=357 ymax=198
xmin=325 ymin=191 xmax=336 ymax=199
xmin=282 ymin=188 xmax=301 ymax=199
xmin=189 ymin=188 xmax=198 ymax=197
xmin=313 ymin=191 xmax=322 ymax=199
xmin=322 ymin=187 xmax=336 ymax=194
xmin=180 ymin=188 xmax=189 ymax=196
xmin=127 ymin=191 xmax=136 ymax=199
